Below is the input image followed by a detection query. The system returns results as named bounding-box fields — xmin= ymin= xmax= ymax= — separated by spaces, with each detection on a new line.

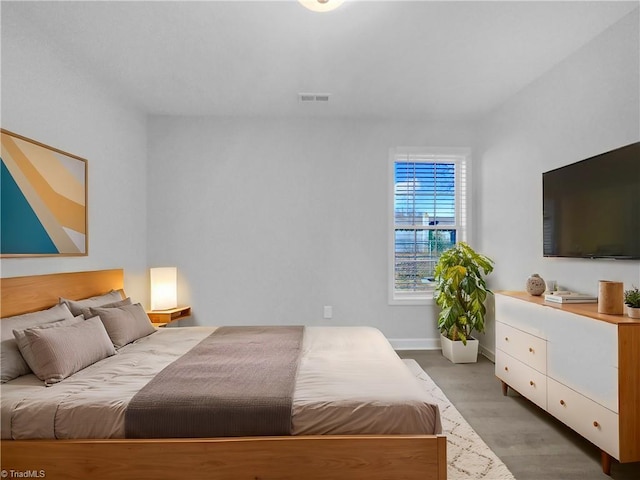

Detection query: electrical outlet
xmin=323 ymin=306 xmax=333 ymax=319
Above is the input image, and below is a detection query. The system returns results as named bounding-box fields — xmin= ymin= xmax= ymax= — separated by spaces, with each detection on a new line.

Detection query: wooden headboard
xmin=1 ymin=269 xmax=124 ymax=318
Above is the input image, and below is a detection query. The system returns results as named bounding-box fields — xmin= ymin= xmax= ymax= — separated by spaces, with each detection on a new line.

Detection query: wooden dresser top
xmin=497 ymin=291 xmax=640 ymax=326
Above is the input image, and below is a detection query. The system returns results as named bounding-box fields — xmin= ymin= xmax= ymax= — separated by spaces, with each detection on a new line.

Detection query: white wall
xmin=147 ymin=116 xmax=476 ymax=342
xmin=476 ymin=10 xmax=640 ymax=356
xmin=0 ymin=10 xmax=149 ymax=302
xmin=4 ymin=5 xmax=637 ymax=350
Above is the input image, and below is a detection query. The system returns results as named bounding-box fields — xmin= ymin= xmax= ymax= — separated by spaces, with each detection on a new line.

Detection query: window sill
xmin=389 ymin=295 xmax=435 ymax=306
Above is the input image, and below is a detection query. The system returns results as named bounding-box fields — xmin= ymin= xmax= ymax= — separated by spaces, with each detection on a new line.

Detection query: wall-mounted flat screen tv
xmin=543 ymin=142 xmax=640 ymax=259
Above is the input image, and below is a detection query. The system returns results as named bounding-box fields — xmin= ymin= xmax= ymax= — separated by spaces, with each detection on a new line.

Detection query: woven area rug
xmin=404 ymin=359 xmax=516 ymax=480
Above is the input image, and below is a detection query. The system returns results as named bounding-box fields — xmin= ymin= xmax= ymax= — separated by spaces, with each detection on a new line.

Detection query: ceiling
xmin=3 ymin=1 xmax=638 ymax=121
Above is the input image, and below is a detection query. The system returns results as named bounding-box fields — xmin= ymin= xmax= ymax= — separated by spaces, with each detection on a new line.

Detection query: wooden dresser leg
xmin=501 ymin=381 xmax=508 ymax=396
xmin=600 ymin=450 xmax=612 ymax=475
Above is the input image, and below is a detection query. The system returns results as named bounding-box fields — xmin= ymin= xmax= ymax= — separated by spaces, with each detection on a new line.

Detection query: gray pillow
xmin=80 ymin=297 xmax=133 ymax=319
xmin=22 ymin=317 xmax=116 ymax=386
xmin=0 ymin=303 xmax=74 ymax=383
xmin=59 ymin=290 xmax=123 ymax=316
xmin=14 ymin=315 xmax=85 ymax=373
xmin=89 ymin=303 xmax=156 ymax=348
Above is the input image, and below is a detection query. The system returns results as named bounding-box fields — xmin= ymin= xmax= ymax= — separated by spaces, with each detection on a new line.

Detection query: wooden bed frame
xmin=0 ymin=269 xmax=447 ymax=480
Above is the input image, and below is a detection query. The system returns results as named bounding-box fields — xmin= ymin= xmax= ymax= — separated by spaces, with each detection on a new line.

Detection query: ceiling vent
xmin=299 ymin=93 xmax=331 ymax=103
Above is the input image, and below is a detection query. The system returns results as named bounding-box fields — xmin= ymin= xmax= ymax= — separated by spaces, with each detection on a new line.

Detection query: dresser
xmin=495 ymin=292 xmax=640 ymax=475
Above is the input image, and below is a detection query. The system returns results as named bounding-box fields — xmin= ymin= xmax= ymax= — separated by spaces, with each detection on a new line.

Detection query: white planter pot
xmin=626 ymin=306 xmax=640 ymax=319
xmin=440 ymin=334 xmax=479 ymax=363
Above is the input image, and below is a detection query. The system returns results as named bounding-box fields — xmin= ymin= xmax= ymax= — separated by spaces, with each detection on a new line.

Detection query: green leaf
xmin=431 ymin=242 xmax=494 ymax=341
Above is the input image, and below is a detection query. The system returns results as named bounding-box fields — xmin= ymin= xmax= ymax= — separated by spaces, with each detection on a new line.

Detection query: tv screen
xmin=543 ymin=142 xmax=640 ymax=259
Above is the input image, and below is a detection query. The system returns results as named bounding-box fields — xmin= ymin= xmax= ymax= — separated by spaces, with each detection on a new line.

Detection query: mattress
xmin=0 ymin=326 xmax=441 ymax=439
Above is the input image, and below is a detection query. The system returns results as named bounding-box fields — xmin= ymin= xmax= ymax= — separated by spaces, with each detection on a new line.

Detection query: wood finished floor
xmin=398 ymin=350 xmax=640 ymax=480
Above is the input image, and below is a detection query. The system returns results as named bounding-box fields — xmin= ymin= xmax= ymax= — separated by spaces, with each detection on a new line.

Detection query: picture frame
xmin=1 ymin=129 xmax=88 ymax=257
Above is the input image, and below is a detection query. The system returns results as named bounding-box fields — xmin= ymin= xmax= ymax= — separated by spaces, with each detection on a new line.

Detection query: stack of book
xmin=544 ymin=292 xmax=598 ymax=304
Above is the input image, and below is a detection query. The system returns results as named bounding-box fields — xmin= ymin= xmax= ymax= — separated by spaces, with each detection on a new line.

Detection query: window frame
xmin=388 ymin=147 xmax=471 ymax=305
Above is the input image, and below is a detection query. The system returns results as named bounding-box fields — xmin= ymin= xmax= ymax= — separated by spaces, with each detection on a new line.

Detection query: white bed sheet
xmin=0 ymin=326 xmax=441 ymax=439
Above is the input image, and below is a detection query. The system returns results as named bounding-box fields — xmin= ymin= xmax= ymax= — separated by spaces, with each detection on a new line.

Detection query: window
xmin=389 ymin=148 xmax=470 ymax=304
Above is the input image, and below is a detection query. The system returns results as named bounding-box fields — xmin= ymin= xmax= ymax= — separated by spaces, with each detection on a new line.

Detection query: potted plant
xmin=433 ymin=242 xmax=494 ymax=363
xmin=624 ymin=286 xmax=640 ymax=319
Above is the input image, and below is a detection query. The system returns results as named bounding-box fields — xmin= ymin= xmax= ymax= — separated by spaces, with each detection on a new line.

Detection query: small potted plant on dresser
xmin=433 ymin=242 xmax=494 ymax=363
xmin=624 ymin=286 xmax=640 ymax=319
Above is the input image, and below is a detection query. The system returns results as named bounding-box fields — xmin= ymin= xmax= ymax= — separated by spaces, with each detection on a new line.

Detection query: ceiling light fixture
xmin=298 ymin=0 xmax=345 ymax=13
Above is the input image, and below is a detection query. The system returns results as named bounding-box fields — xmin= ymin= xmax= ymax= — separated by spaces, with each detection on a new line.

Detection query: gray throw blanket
xmin=125 ymin=326 xmax=304 ymax=438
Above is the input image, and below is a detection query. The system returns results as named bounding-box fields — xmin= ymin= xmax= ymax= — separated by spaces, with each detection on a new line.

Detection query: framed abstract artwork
xmin=1 ymin=129 xmax=88 ymax=257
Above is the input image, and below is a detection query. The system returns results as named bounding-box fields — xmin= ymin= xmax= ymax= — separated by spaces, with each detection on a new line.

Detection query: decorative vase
xmin=598 ymin=280 xmax=624 ymax=314
xmin=626 ymin=306 xmax=640 ymax=319
xmin=526 ymin=274 xmax=546 ymax=296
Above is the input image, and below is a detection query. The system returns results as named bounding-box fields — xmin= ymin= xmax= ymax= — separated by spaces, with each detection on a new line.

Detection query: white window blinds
xmin=390 ymin=149 xmax=469 ymax=303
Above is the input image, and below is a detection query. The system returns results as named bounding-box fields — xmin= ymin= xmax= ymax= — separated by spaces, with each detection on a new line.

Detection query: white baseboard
xmin=390 ymin=337 xmax=497 ymax=361
xmin=388 ymin=338 xmax=441 ymax=351
xmin=479 ymin=345 xmax=495 ymax=362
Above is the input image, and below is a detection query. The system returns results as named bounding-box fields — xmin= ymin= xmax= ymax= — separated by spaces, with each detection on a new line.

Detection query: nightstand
xmin=147 ymin=306 xmax=191 ymax=328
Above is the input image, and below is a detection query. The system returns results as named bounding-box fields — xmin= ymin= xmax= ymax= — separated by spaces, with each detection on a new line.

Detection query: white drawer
xmin=548 ymin=377 xmax=619 ymax=459
xmin=495 ymin=294 xmax=547 ymax=338
xmin=546 ymin=308 xmax=618 ymax=412
xmin=496 ymin=350 xmax=547 ymax=410
xmin=496 ymin=322 xmax=546 ymax=373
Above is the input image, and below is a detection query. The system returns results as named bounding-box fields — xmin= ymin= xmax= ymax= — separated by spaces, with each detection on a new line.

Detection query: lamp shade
xmin=150 ymin=267 xmax=177 ymax=310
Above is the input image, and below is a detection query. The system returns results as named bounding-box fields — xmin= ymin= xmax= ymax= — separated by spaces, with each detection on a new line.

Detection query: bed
xmin=0 ymin=269 xmax=447 ymax=480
